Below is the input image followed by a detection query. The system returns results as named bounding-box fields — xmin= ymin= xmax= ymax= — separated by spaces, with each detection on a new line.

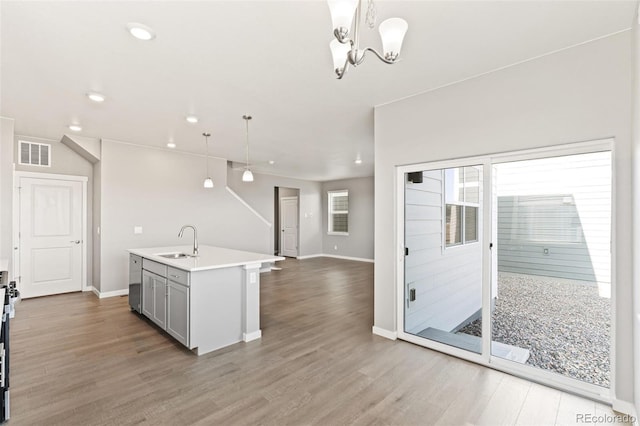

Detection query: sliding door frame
xmin=395 ymin=138 xmax=615 ymax=403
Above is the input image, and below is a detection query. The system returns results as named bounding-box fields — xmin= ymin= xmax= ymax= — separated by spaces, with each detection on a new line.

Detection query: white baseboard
xmin=372 ymin=326 xmax=397 ymax=340
xmin=611 ymin=398 xmax=637 ymax=419
xmin=322 ymin=254 xmax=374 ymax=263
xmin=296 ymin=254 xmax=324 ymax=260
xmin=295 ymin=254 xmax=374 ymax=263
xmin=90 ymin=287 xmax=129 ymax=299
xmin=243 ymin=330 xmax=262 ymax=342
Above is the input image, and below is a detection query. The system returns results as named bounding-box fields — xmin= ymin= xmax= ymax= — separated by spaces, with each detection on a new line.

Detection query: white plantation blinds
xmin=328 ymin=190 xmax=349 ymax=234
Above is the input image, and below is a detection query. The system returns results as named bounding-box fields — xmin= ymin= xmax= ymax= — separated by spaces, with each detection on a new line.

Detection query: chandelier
xmin=328 ymin=0 xmax=408 ymax=79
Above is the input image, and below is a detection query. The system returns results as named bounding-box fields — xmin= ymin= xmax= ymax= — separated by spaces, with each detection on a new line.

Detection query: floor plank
xmin=9 ymin=257 xmax=630 ymax=425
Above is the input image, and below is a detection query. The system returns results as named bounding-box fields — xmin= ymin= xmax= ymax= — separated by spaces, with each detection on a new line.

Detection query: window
xmin=444 ymin=166 xmax=480 ymax=247
xmin=328 ymin=190 xmax=348 ymax=235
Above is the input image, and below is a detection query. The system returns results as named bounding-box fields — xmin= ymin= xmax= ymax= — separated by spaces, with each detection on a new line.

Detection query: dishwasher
xmin=129 ymin=254 xmax=142 ymax=313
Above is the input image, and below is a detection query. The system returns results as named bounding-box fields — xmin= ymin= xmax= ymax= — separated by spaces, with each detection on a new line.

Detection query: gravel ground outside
xmin=459 ymin=272 xmax=610 ymax=388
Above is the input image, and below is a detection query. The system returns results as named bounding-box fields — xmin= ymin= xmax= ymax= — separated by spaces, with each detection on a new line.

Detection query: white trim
xmin=243 ymin=330 xmax=262 ymax=342
xmin=90 ymin=287 xmax=128 ymax=299
xmin=395 ymin=140 xmax=616 ymax=404
xmin=14 ymin=171 xmax=88 ymax=182
xmin=13 ymin=171 xmax=89 ymax=293
xmin=296 ymin=254 xmax=324 ymax=260
xmin=321 ymin=254 xmax=374 ymax=263
xmin=294 ymin=254 xmax=373 ymax=263
xmin=372 ymin=326 xmax=397 ymax=340
xmin=611 ymin=399 xmax=637 ymax=418
xmin=226 ymin=186 xmax=272 ymax=228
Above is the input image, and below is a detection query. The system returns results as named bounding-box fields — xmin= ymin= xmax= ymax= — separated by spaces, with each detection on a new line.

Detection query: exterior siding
xmin=404 ymin=170 xmax=483 ymax=334
xmin=496 ymin=152 xmax=611 ymax=284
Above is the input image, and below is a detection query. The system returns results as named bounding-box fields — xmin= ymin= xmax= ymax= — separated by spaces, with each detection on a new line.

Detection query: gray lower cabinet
xmin=141 ymin=263 xmax=190 ymax=348
xmin=142 ymin=270 xmax=167 ymax=329
xmin=167 ymin=281 xmax=190 ymax=346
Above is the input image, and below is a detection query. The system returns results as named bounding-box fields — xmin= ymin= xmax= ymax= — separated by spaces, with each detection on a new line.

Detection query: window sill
xmin=328 ymin=232 xmax=349 ymax=236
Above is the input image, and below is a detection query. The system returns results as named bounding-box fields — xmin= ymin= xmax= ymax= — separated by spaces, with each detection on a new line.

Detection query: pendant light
xmin=203 ymin=132 xmax=214 ymax=188
xmin=242 ymin=115 xmax=254 ymax=182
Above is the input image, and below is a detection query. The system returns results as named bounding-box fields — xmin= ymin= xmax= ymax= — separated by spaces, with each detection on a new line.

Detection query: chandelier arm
xmin=361 ymin=46 xmax=399 ymax=65
xmin=336 ymin=57 xmax=350 ymax=79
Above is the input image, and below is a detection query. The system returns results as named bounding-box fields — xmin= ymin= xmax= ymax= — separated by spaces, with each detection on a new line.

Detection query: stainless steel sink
xmin=157 ymin=252 xmax=190 ymax=259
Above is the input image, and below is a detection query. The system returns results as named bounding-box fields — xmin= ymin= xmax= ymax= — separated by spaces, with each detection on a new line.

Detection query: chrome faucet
xmin=178 ymin=225 xmax=198 ymax=256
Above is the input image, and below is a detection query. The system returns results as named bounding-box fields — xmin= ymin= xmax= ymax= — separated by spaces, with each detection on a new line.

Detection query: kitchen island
xmin=128 ymin=245 xmax=284 ymax=355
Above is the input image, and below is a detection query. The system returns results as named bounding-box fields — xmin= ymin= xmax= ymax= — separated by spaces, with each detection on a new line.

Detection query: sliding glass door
xmin=399 ymin=143 xmax=612 ymax=396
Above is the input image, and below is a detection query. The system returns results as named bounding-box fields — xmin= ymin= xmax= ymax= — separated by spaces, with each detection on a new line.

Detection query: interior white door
xmin=19 ymin=176 xmax=84 ymax=298
xmin=280 ymin=197 xmax=299 ymax=257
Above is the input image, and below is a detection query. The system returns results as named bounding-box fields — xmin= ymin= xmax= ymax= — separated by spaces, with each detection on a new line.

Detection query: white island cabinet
xmin=128 ymin=245 xmax=284 ymax=355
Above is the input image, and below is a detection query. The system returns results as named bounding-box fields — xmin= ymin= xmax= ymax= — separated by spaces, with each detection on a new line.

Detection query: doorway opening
xmin=274 ymin=187 xmax=300 ymax=258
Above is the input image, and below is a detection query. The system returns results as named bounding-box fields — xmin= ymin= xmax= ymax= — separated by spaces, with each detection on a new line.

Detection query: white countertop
xmin=128 ymin=245 xmax=284 ymax=272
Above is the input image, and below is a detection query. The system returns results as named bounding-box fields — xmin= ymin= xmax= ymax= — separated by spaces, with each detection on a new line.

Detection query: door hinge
xmin=404 ymin=247 xmax=409 ymax=256
xmin=489 ymin=242 xmax=493 ymax=250
xmin=409 ymin=288 xmax=416 ymax=302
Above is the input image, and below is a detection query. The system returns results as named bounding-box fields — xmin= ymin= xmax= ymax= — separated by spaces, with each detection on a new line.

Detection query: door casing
xmin=13 ymin=171 xmax=89 ymax=296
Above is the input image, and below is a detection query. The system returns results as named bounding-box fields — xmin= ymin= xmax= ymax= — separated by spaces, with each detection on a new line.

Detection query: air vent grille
xmin=19 ymin=141 xmax=50 ymax=167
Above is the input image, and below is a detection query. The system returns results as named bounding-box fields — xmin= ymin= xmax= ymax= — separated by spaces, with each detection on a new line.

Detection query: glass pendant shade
xmin=378 ymin=18 xmax=408 ymax=59
xmin=242 ymin=169 xmax=254 ymax=182
xmin=327 ymin=0 xmax=358 ymax=34
xmin=329 ymin=39 xmax=350 ymax=70
xmin=203 ymin=177 xmax=214 ymax=188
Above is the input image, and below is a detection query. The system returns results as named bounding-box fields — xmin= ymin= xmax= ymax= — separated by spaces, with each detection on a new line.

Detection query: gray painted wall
xmin=13 ymin=135 xmax=94 ymax=288
xmin=321 ymin=176 xmax=374 ymax=260
xmin=99 ymin=140 xmax=273 ymax=293
xmin=227 ymin=167 xmax=323 ymax=257
xmin=374 ymin=32 xmax=634 ymax=403
xmin=631 ymin=7 xmax=640 ymax=417
xmin=0 ymin=118 xmax=14 ymax=270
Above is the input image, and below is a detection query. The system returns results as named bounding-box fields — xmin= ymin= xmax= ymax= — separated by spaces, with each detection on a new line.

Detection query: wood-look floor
xmin=10 ymin=258 xmax=631 ymax=425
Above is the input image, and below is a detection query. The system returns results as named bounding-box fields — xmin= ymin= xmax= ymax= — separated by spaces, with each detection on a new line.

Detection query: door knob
xmin=70 ymin=240 xmax=81 ymax=244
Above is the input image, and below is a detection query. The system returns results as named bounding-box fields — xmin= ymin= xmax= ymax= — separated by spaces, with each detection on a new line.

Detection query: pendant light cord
xmin=204 ymin=132 xmax=211 ymax=176
xmin=243 ymin=115 xmax=251 ymax=169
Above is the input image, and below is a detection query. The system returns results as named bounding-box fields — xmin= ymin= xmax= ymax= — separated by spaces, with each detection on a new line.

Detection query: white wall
xmin=374 ymin=32 xmax=634 ymax=405
xmin=322 ymin=176 xmax=374 ymax=260
xmin=99 ymin=140 xmax=273 ymax=293
xmin=227 ymin=168 xmax=323 ymax=257
xmin=0 ymin=118 xmax=14 ymax=269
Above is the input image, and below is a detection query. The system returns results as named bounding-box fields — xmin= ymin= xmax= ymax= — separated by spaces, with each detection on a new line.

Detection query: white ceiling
xmin=1 ymin=1 xmax=636 ymax=181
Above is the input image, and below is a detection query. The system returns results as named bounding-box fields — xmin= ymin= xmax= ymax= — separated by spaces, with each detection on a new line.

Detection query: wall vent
xmin=19 ymin=141 xmax=51 ymax=167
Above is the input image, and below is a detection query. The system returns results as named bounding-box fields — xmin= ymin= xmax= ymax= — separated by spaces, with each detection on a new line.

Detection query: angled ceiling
xmin=1 ymin=1 xmax=636 ymax=181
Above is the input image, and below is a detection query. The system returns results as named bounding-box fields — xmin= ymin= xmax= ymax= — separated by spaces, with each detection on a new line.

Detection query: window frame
xmin=327 ymin=189 xmax=349 ymax=236
xmin=443 ymin=167 xmax=480 ymax=249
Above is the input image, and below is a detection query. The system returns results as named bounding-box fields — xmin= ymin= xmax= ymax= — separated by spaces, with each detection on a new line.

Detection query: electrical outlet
xmin=334 ymin=245 xmax=338 ymax=251
xmin=134 ymin=226 xmax=143 ymax=235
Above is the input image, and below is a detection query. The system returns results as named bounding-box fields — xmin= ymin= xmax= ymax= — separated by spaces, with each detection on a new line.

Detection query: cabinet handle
xmin=169 ymin=274 xmax=180 ymax=278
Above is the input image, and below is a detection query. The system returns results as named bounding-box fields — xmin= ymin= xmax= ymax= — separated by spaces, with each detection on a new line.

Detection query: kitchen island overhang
xmin=128 ymin=245 xmax=284 ymax=355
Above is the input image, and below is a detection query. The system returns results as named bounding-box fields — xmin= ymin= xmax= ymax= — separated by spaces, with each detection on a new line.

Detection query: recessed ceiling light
xmin=186 ymin=115 xmax=198 ymax=124
xmin=126 ymin=23 xmax=156 ymax=41
xmin=68 ymin=124 xmax=82 ymax=132
xmin=268 ymin=160 xmax=275 ymax=165
xmin=86 ymin=92 xmax=106 ymax=103
xmin=167 ymin=142 xmax=176 ymax=149
xmin=354 ymin=158 xmax=362 ymax=164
